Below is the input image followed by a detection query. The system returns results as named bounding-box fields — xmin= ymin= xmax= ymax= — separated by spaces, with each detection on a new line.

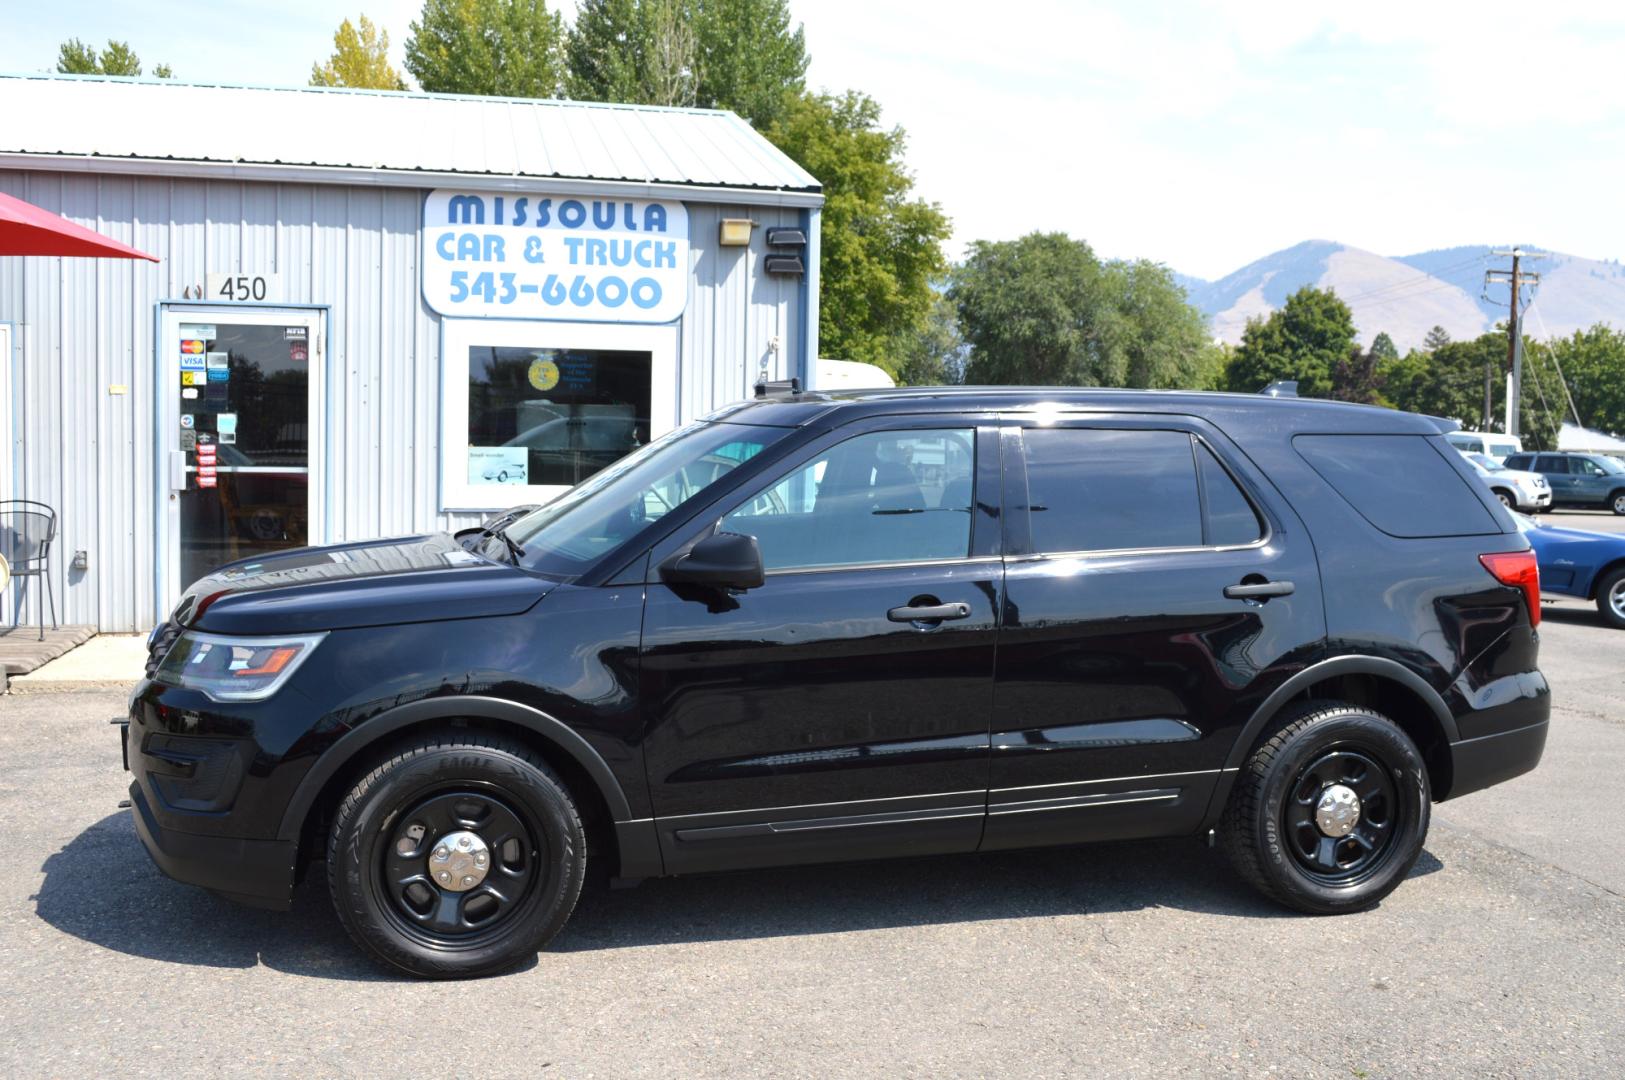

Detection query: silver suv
xmin=1460 ymin=452 xmax=1551 ymax=512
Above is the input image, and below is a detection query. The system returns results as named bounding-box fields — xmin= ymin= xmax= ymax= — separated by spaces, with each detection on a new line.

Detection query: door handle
xmin=1224 ymin=580 xmax=1295 ymax=600
xmin=888 ymin=601 xmax=971 ymax=623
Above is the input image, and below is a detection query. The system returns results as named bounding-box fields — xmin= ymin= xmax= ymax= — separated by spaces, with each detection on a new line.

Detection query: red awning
xmin=0 ymin=190 xmax=158 ymax=261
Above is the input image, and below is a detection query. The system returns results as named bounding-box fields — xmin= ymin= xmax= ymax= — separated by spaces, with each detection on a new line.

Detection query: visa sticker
xmin=180 ymin=354 xmax=206 ymax=370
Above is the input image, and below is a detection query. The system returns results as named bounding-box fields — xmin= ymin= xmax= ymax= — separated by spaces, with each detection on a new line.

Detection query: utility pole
xmin=1485 ymin=249 xmax=1543 ymax=436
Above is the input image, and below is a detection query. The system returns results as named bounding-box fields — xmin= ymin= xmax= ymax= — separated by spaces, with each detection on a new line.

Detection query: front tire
xmin=327 ymin=733 xmax=586 ymax=979
xmin=1596 ymin=566 xmax=1625 ymax=630
xmin=1220 ymin=700 xmax=1429 ymax=914
xmin=1492 ymin=488 xmax=1515 ymax=509
xmin=1610 ymin=489 xmax=1625 ymax=516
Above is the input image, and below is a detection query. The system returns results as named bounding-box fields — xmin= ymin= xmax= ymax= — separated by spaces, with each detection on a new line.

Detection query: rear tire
xmin=1220 ymin=700 xmax=1429 ymax=914
xmin=327 ymin=733 xmax=586 ymax=979
xmin=1596 ymin=566 xmax=1625 ymax=630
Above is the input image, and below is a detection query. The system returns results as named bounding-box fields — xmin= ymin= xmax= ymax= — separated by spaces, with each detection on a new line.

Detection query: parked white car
xmin=1460 ymin=451 xmax=1551 ymax=512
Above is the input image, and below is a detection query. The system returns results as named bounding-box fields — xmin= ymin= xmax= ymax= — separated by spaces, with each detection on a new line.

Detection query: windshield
xmin=1511 ymin=511 xmax=1541 ymax=533
xmin=491 ymin=421 xmax=791 ymax=577
xmin=1467 ymin=453 xmax=1505 ymax=473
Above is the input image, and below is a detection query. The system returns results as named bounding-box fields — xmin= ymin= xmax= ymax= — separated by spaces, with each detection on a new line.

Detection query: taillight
xmin=1480 ymin=550 xmax=1541 ymax=627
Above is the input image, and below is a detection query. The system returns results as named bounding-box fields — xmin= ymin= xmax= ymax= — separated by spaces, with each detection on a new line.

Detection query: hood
xmin=1530 ymin=523 xmax=1625 ymax=549
xmin=174 ymin=533 xmax=556 ymax=635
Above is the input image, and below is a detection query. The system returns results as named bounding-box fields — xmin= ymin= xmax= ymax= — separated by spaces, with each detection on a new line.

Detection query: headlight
xmin=152 ymin=630 xmax=325 ymax=702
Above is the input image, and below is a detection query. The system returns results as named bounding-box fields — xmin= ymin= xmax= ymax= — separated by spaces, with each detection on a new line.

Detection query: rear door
xmin=984 ymin=415 xmax=1325 ymax=851
xmin=640 ymin=418 xmax=1004 ymax=874
xmin=1536 ymin=455 xmax=1580 ymax=503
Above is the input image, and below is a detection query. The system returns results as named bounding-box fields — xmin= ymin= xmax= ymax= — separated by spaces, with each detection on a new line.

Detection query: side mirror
xmin=660 ymin=531 xmax=765 ymax=591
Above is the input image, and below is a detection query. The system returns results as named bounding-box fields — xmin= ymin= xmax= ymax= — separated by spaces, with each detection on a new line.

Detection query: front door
xmin=640 ymin=421 xmax=1003 ymax=874
xmin=157 ymin=308 xmax=324 ymax=608
xmin=984 ymin=417 xmax=1326 ymax=851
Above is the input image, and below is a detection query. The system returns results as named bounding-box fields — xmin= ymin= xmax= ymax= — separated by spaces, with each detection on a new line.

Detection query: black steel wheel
xmin=328 ymin=733 xmax=586 ymax=979
xmin=1281 ymin=749 xmax=1399 ymax=885
xmin=1220 ymin=699 xmax=1429 ymax=914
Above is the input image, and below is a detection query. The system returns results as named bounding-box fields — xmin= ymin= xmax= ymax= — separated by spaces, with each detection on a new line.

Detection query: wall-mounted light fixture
xmin=719 ymin=218 xmax=755 ymax=246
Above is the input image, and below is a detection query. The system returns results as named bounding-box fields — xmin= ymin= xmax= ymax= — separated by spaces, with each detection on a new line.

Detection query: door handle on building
xmin=168 ymin=450 xmax=187 ymax=492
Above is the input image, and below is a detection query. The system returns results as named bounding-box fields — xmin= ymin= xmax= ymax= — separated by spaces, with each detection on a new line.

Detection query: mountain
xmin=1183 ymin=241 xmax=1625 ymax=352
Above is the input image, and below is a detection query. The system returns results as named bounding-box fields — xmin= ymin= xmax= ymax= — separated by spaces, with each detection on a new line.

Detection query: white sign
xmin=468 ymin=446 xmax=528 ymax=485
xmin=422 ymin=190 xmax=689 ymax=323
xmin=205 ymin=273 xmax=280 ymax=303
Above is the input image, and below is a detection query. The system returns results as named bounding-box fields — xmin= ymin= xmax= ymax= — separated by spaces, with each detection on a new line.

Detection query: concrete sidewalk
xmin=6 ymin=634 xmax=146 ymax=694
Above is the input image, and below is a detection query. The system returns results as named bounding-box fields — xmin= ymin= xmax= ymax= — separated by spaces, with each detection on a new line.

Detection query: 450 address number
xmin=448 ymin=270 xmax=664 ymax=310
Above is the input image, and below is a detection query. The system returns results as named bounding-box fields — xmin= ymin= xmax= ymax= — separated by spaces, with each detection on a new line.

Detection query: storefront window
xmin=441 ymin=319 xmax=678 ymax=511
xmin=466 ymin=346 xmax=651 ymax=490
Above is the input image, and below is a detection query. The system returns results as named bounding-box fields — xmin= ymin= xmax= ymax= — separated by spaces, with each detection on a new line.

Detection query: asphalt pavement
xmin=1 ymin=586 xmax=1622 ymax=1077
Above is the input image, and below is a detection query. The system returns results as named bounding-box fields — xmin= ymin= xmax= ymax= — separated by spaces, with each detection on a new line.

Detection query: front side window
xmin=721 ymin=429 xmax=975 ymax=572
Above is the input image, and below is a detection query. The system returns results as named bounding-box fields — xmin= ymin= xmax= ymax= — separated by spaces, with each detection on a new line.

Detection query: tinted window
xmin=1294 ymin=435 xmax=1500 ymax=538
xmin=1023 ymin=429 xmax=1202 ymax=552
xmin=1503 ymin=454 xmax=1533 ymax=470
xmin=1534 ymin=455 xmax=1568 ymax=473
xmin=1198 ymin=443 xmax=1263 ymax=546
xmin=722 ymin=429 xmax=974 ymax=571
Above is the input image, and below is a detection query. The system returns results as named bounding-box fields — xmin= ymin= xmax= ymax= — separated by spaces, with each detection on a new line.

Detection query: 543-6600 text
xmin=447 ymin=270 xmax=663 ymax=310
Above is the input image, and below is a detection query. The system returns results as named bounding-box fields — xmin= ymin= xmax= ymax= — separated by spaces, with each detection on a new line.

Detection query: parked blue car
xmin=1503 ymin=451 xmax=1625 ymax=515
xmin=1515 ymin=512 xmax=1625 ymax=628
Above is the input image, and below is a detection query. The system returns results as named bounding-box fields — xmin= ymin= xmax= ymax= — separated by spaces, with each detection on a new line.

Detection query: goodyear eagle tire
xmin=328 ymin=733 xmax=585 ymax=979
xmin=1220 ymin=700 xmax=1429 ymax=914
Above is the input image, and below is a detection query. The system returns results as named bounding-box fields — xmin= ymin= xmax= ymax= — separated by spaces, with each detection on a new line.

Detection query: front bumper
xmin=1520 ymin=489 xmax=1552 ymax=511
xmin=128 ymin=779 xmax=298 ymax=910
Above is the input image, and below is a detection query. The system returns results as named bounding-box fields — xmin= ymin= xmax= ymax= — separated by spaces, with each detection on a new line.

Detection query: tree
xmin=567 ymin=0 xmax=698 ymax=107
xmin=57 ymin=38 xmax=171 ymax=77
xmin=311 ymin=15 xmax=408 ymax=90
xmin=767 ymin=91 xmax=949 ymax=376
xmin=690 ymin=0 xmax=806 ymax=128
xmin=405 ymin=0 xmax=568 ymax=98
xmin=951 ymin=233 xmax=1217 ymax=388
xmin=1330 ymin=345 xmax=1386 ymax=406
xmin=1369 ymin=331 xmax=1399 ymax=363
xmin=1537 ymin=323 xmax=1625 ymax=437
xmin=565 ymin=0 xmax=804 ymax=126
xmin=895 ymin=291 xmax=966 ymax=386
xmin=1423 ymin=324 xmax=1452 ymax=353
xmin=1099 ymin=258 xmax=1220 ymax=390
xmin=1384 ymin=331 xmax=1559 ymax=450
xmin=1220 ymin=286 xmax=1357 ymax=398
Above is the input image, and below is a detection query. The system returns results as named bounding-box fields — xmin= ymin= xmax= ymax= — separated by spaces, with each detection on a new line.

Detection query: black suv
xmin=123 ymin=388 xmax=1550 ymax=978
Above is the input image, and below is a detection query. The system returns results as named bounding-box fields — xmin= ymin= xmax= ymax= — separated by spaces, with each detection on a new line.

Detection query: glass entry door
xmin=158 ymin=308 xmax=324 ymax=603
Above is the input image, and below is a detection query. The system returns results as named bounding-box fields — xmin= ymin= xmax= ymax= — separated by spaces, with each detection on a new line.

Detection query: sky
xmin=2 ymin=0 xmax=1622 ymax=280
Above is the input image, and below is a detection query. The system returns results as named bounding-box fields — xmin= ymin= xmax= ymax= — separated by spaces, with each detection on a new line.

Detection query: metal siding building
xmin=0 ymin=76 xmax=822 ymax=632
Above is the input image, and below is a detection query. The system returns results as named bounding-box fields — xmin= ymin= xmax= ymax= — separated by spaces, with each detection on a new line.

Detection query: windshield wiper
xmin=475 ymin=522 xmax=527 ymax=563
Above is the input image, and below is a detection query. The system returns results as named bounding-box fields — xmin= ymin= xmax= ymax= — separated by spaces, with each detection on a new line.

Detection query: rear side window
xmin=1021 ymin=428 xmax=1261 ymax=553
xmin=1503 ymin=454 xmax=1533 ymax=470
xmin=1534 ymin=455 xmax=1568 ymax=473
xmin=1294 ymin=434 xmax=1500 ymax=538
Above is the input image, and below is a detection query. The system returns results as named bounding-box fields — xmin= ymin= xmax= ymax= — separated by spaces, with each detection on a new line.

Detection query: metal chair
xmin=0 ymin=500 xmax=58 ymax=641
